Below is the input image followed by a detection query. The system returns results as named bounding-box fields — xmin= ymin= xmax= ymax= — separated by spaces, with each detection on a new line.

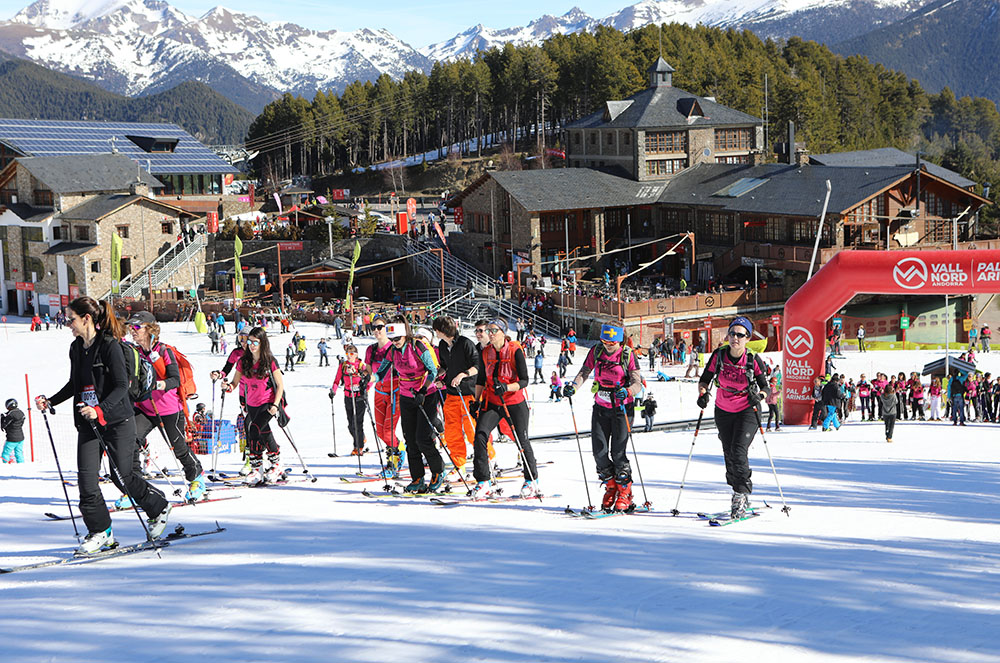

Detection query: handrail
xmin=114 ymin=234 xmax=206 ymax=299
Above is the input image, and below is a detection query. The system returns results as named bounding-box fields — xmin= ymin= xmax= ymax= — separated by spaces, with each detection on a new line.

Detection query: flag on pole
xmin=110 ymin=231 xmax=123 ymax=294
xmin=233 ymin=234 xmax=244 ymax=301
xmin=273 ymin=192 xmax=283 ymax=214
xmin=345 ymin=240 xmax=361 ymax=312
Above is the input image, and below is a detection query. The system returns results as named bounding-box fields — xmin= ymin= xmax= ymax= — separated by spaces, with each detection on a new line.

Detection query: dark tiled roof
xmin=16 ymin=154 xmax=162 ymax=194
xmin=43 ymin=241 xmax=99 ymax=256
xmin=566 ymin=84 xmax=761 ymax=130
xmin=490 ymin=169 xmax=667 ymax=213
xmin=59 ymin=194 xmax=184 ymax=221
xmin=659 ymin=163 xmax=916 ymax=216
xmin=5 ymin=202 xmax=53 ymax=223
xmin=809 ymin=148 xmax=975 ymax=188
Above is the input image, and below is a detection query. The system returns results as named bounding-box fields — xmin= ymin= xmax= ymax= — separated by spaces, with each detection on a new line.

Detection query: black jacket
xmin=49 ymin=332 xmax=133 ymax=429
xmin=1 ymin=407 xmax=25 ymax=441
xmin=821 ymin=380 xmax=843 ymax=407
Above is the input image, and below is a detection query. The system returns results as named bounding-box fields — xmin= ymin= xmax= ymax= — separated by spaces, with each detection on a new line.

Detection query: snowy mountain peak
xmin=12 ymin=0 xmax=131 ymax=29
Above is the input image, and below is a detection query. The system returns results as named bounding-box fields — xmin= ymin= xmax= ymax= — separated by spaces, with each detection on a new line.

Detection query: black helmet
xmin=196 ymin=402 xmax=206 ymax=411
xmin=5 ymin=398 xmax=16 ymax=410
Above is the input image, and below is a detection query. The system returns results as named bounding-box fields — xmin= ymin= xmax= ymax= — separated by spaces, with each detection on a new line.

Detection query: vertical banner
xmin=345 ymin=239 xmax=361 ymax=313
xmin=110 ymin=231 xmax=123 ymax=294
xmin=233 ymin=234 xmax=244 ymax=301
xmin=273 ymin=192 xmax=283 ymax=214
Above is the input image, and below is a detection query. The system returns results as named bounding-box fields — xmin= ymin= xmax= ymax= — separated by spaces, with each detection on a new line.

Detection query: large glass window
xmin=715 ymin=128 xmax=752 ymax=151
xmin=646 ymin=131 xmax=687 ymax=154
xmin=646 ymin=159 xmax=687 ymax=176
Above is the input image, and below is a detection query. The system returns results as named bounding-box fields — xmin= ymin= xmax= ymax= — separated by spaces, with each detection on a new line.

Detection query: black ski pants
xmin=77 ymin=416 xmax=167 ymax=534
xmin=591 ymin=403 xmax=632 ymax=482
xmin=399 ymin=394 xmax=443 ymax=481
xmin=344 ymin=393 xmax=366 ymax=451
xmin=473 ymin=399 xmax=536 ymax=483
xmin=714 ymin=406 xmax=758 ymax=495
xmin=134 ymin=410 xmax=202 ymax=482
xmin=884 ymin=414 xmax=896 ymax=440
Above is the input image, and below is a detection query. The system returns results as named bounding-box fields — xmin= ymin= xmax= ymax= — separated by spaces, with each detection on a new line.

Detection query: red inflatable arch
xmin=782 ymin=249 xmax=1000 ymax=424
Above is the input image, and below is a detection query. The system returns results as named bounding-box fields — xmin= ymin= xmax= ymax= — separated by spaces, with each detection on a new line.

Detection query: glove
xmin=493 ymin=383 xmax=507 ymax=397
xmin=696 ymin=392 xmax=710 ymax=409
xmin=413 ymin=390 xmax=425 ymax=406
xmin=563 ymin=384 xmax=576 ymax=398
xmin=328 ymin=389 xmax=335 ymax=400
xmin=35 ymin=395 xmax=49 ymax=412
xmin=222 ymin=381 xmax=235 ymax=394
xmin=468 ymin=400 xmax=480 ymax=419
xmin=614 ymin=387 xmax=628 ymax=401
xmin=746 ymin=387 xmax=761 ymax=407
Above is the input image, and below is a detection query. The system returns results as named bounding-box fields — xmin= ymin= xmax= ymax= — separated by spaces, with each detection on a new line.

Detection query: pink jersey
xmin=240 ymin=359 xmax=279 ymax=407
xmin=135 ymin=342 xmax=183 ymax=417
xmin=704 ymin=350 xmax=767 ymax=413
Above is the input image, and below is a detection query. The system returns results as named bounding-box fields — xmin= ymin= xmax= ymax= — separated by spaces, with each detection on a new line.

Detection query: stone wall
xmin=688 ymin=127 xmax=714 ymax=167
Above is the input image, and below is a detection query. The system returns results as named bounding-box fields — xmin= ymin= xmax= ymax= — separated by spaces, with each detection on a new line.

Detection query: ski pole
xmin=754 ymin=408 xmax=791 ymax=516
xmin=671 ymin=409 xmax=703 ymax=516
xmin=276 ymin=420 xmax=317 ymax=482
xmin=148 ymin=401 xmax=186 ymax=498
xmin=349 ymin=393 xmax=364 ymax=474
xmin=41 ymin=405 xmax=80 ymax=539
xmin=565 ymin=395 xmax=594 ymax=513
xmin=210 ymin=387 xmax=226 ymax=479
xmin=83 ymin=409 xmax=161 ymax=550
xmin=496 ymin=390 xmax=541 ymax=502
xmin=361 ymin=391 xmax=390 ymax=492
xmin=619 ymin=397 xmax=651 ymax=509
xmin=458 ymin=391 xmax=496 ymax=486
xmin=435 ymin=391 xmax=474 ymax=494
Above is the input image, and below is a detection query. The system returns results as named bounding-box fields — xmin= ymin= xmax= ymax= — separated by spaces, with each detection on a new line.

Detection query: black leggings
xmin=591 ymin=403 xmax=632 ymax=482
xmin=244 ymin=404 xmax=279 ymax=460
xmin=399 ymin=394 xmax=443 ymax=481
xmin=766 ymin=403 xmax=779 ymax=428
xmin=473 ymin=399 xmax=536 ymax=483
xmin=714 ymin=406 xmax=758 ymax=494
xmin=77 ymin=416 xmax=167 ymax=534
xmin=884 ymin=415 xmax=896 ymax=440
xmin=134 ymin=409 xmax=202 ymax=482
xmin=344 ymin=394 xmax=366 ymax=450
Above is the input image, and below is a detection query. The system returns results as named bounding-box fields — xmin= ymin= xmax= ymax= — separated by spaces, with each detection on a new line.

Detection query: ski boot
xmin=520 ymin=480 xmax=540 ymax=499
xmin=381 ymin=449 xmax=402 ymax=479
xmin=244 ymin=457 xmax=264 ymax=486
xmin=264 ymin=452 xmax=282 ymax=484
xmin=114 ymin=494 xmax=134 ymax=510
xmin=472 ymin=481 xmax=493 ymax=500
xmin=77 ymin=527 xmax=115 ymax=555
xmin=730 ymin=492 xmax=749 ymax=520
xmin=148 ymin=504 xmax=173 ymax=539
xmin=403 ymin=477 xmax=427 ymax=493
xmin=614 ymin=480 xmax=635 ymax=513
xmin=427 ymin=472 xmax=446 ymax=493
xmin=185 ymin=473 xmax=207 ymax=502
xmin=239 ymin=456 xmax=252 ymax=476
xmin=600 ymin=476 xmax=618 ymax=512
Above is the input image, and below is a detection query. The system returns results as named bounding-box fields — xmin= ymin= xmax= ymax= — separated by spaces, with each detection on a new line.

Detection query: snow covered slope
xmin=0 ymin=318 xmax=997 ymax=661
xmin=1 ymin=0 xmax=432 ymax=108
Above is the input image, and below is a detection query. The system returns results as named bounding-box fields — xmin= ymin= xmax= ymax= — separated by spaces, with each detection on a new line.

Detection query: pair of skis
xmin=43 ymin=495 xmax=241 ymax=521
xmin=1 ymin=523 xmax=225 ymax=574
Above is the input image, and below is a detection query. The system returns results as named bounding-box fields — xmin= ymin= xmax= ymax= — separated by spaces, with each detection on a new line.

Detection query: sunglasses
xmin=487 ymin=328 xmax=503 ymax=335
xmin=475 ymin=328 xmax=487 ymax=334
xmin=373 ymin=325 xmax=385 ymax=331
xmin=129 ymin=324 xmax=144 ymax=331
xmin=247 ymin=339 xmax=261 ymax=347
xmin=728 ymin=330 xmax=749 ymax=339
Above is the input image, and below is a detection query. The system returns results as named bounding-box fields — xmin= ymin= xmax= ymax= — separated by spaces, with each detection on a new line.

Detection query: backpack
xmin=153 ymin=343 xmax=199 ymax=436
xmin=595 ymin=343 xmax=634 ymax=376
xmin=120 ymin=341 xmax=154 ymax=404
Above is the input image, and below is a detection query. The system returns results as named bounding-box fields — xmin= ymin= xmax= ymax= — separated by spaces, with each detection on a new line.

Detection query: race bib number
xmin=81 ymin=385 xmax=99 ymax=407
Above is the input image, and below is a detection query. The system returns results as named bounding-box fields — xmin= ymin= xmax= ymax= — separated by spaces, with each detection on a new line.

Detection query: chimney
xmin=787 ymin=121 xmax=795 ymax=165
xmin=130 ymin=179 xmax=149 ymax=197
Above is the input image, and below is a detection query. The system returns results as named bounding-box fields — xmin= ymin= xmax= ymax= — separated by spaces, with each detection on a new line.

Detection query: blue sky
xmin=0 ymin=1 xmax=631 ymax=47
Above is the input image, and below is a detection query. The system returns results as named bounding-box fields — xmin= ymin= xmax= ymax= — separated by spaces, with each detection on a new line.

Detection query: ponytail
xmin=68 ymin=296 xmax=126 ymax=339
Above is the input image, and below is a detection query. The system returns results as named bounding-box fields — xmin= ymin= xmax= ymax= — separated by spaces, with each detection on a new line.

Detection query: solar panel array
xmin=0 ymin=118 xmax=236 ymax=175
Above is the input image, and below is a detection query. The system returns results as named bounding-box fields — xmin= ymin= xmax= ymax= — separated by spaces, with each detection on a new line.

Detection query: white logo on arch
xmin=893 ymin=257 xmax=928 ymax=290
xmin=785 ymin=326 xmax=814 ymax=359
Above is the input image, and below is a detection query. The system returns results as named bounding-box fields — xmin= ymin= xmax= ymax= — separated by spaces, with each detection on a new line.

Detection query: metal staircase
xmin=400 ymin=236 xmax=495 ymax=296
xmin=106 ymin=234 xmax=207 ymax=300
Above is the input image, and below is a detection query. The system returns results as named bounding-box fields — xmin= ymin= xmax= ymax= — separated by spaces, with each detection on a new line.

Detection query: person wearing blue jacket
xmin=948 ymin=370 xmax=967 ymax=426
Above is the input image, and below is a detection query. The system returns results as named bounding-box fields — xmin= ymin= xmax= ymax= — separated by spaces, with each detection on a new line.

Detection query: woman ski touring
xmin=364 ymin=316 xmax=403 ymax=477
xmin=330 ymin=344 xmax=369 ymax=456
xmin=374 ymin=318 xmax=444 ymax=493
xmin=124 ymin=311 xmax=205 ymax=504
xmin=223 ymin=327 xmax=286 ymax=485
xmin=470 ymin=319 xmax=539 ymax=500
xmin=211 ymin=329 xmax=250 ymax=474
xmin=696 ymin=316 xmax=771 ymax=520
xmin=36 ymin=297 xmax=171 ymax=554
xmin=563 ymin=324 xmax=642 ymax=513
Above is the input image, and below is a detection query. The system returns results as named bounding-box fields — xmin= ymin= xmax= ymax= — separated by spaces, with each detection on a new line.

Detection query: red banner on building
xmin=453 ymin=207 xmax=464 ymax=225
xmin=329 ymin=189 xmax=350 ymax=201
xmin=61 ymin=295 xmax=69 ymax=306
xmin=69 ymin=285 xmax=80 ymax=298
xmin=277 ymin=242 xmax=303 ymax=251
xmin=206 ymin=211 xmax=219 ymax=233
xmin=15 ymin=282 xmax=34 ymax=291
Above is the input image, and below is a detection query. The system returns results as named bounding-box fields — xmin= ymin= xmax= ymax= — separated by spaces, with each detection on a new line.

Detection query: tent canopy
xmin=921 ymin=356 xmax=976 ymax=376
